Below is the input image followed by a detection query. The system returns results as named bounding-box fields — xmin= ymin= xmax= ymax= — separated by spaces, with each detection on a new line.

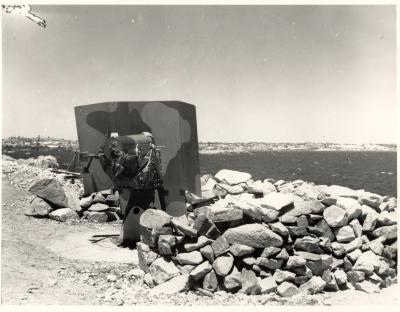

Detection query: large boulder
xmin=211 ymin=236 xmax=230 ymax=257
xmin=151 ymin=274 xmax=190 ymax=295
xmin=372 ymin=224 xmax=397 ymax=240
xmin=377 ymin=211 xmax=397 ymax=226
xmin=299 ymin=276 xmax=326 ymax=294
xmin=239 ymin=268 xmax=261 ymax=295
xmin=208 ymin=206 xmax=243 ymax=223
xmin=285 ymin=199 xmax=313 ymax=217
xmin=359 ymin=192 xmax=383 ymax=209
xmin=184 ymin=236 xmax=213 ymax=252
xmin=273 ymin=270 xmax=295 ymax=283
xmin=309 ymin=219 xmax=335 ymax=241
xmin=233 ymin=198 xmax=280 ymax=223
xmin=175 ymin=251 xmax=203 ymax=265
xmin=349 ymin=219 xmax=363 ymax=237
xmin=259 ymin=276 xmax=278 ymax=294
xmin=323 ymin=205 xmax=348 ymax=228
xmin=158 ymin=235 xmax=176 ymax=256
xmin=295 ymin=183 xmax=321 ymax=200
xmin=353 ymin=250 xmax=380 ymax=275
xmin=84 ymin=211 xmax=108 ymax=223
xmin=25 ymin=197 xmax=53 ymax=217
xmin=261 ymin=192 xmax=294 ymax=211
xmin=229 ymin=243 xmax=255 ymax=257
xmin=247 ymin=180 xmax=276 ymax=195
xmin=88 ymin=203 xmax=109 ymax=212
xmin=200 ymin=245 xmax=215 ymax=263
xmin=214 ymin=169 xmax=252 ymax=185
xmin=334 ymin=269 xmax=347 ymax=285
xmin=286 ymin=256 xmax=307 ymax=269
xmin=171 ymin=215 xmax=198 ymax=237
xmin=137 ymin=242 xmax=158 ymax=273
xmin=222 ymin=224 xmax=283 ymax=248
xmin=294 ymin=236 xmax=324 ymax=254
xmin=203 ymin=270 xmax=218 ymax=292
xmin=277 ymin=282 xmax=299 ymax=297
xmin=327 ymin=185 xmax=359 ymax=199
xmin=334 ymin=226 xmax=356 ymax=243
xmin=224 ymin=270 xmax=242 ymax=290
xmin=217 ymin=183 xmax=245 ymax=195
xmin=189 ymin=261 xmax=212 ymax=281
xmin=354 ymin=280 xmax=381 ymax=293
xmin=362 ymin=210 xmax=379 ymax=232
xmin=149 ymin=258 xmax=181 ymax=285
xmin=49 ymin=208 xmax=79 ymax=222
xmin=336 ymin=197 xmax=362 ymax=221
xmin=29 ymin=178 xmax=68 ymax=208
xmin=269 ymin=222 xmax=289 ymax=237
xmin=213 ymin=254 xmax=234 ymax=276
xmin=140 ymin=209 xmax=172 ymax=229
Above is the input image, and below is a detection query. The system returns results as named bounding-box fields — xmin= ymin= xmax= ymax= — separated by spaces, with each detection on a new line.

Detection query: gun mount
xmin=81 ymin=132 xmax=163 ymax=190
xmin=75 ymin=101 xmax=201 ymax=243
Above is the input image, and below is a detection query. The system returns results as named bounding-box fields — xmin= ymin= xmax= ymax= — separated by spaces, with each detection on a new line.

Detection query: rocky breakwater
xmin=137 ymin=169 xmax=397 ymax=297
xmin=2 ymin=155 xmax=122 ymax=223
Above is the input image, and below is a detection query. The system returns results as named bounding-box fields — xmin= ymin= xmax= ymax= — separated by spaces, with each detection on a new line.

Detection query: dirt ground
xmin=1 ymin=178 xmax=399 ymax=306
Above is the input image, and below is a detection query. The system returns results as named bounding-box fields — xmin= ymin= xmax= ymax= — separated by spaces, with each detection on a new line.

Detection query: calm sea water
xmin=3 ymin=148 xmax=396 ymax=197
xmin=199 ymin=151 xmax=397 ymax=197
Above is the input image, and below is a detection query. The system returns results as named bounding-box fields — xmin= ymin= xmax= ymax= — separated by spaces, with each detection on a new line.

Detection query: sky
xmin=1 ymin=5 xmax=397 ymax=143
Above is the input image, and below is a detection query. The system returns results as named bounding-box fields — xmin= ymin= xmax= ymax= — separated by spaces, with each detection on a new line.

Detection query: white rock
xmin=214 ymin=169 xmax=252 ymax=185
xmin=149 ymin=258 xmax=180 ymax=285
xmin=259 ymin=276 xmax=277 ymax=294
xmin=336 ymin=197 xmax=362 ymax=221
xmin=223 ymin=224 xmax=283 ymax=248
xmin=151 ymin=274 xmax=190 ymax=295
xmin=189 ymin=261 xmax=212 ymax=281
xmin=362 ymin=210 xmax=379 ymax=232
xmin=213 ymin=254 xmax=234 ymax=276
xmin=354 ymin=280 xmax=380 ymax=293
xmin=88 ymin=203 xmax=108 ymax=212
xmin=299 ymin=276 xmax=326 ymax=294
xmin=353 ymin=250 xmax=380 ymax=274
xmin=334 ymin=269 xmax=347 ymax=285
xmin=49 ymin=208 xmax=79 ymax=222
xmin=350 ymin=219 xmax=363 ymax=237
xmin=175 ymin=251 xmax=203 ymax=265
xmin=273 ymin=269 xmax=295 ymax=283
xmin=334 ymin=225 xmax=356 ymax=243
xmin=202 ymin=178 xmax=217 ymax=192
xmin=261 ymin=192 xmax=294 ymax=211
xmin=277 ymin=282 xmax=299 ymax=297
xmin=327 ymin=185 xmax=359 ymax=199
xmin=323 ymin=205 xmax=348 ymax=227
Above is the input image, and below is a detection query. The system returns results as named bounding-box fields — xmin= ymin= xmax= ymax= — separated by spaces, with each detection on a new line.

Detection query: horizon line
xmin=2 ymin=136 xmax=397 ymax=146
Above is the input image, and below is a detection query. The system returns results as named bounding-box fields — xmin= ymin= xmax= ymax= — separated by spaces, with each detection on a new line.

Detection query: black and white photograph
xmin=1 ymin=2 xmax=398 ymax=306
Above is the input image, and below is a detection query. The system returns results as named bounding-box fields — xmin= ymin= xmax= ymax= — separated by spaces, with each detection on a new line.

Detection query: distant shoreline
xmin=2 ymin=138 xmax=396 ymax=153
xmin=199 ymin=142 xmax=396 ymax=154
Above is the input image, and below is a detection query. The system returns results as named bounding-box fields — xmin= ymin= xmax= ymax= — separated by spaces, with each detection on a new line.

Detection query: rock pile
xmin=137 ymin=169 xmax=397 ymax=296
xmin=16 ymin=155 xmax=59 ymax=169
xmin=25 ymin=178 xmax=122 ymax=223
xmin=3 ymin=155 xmax=398 ymax=296
xmin=2 ymin=155 xmax=121 ymax=223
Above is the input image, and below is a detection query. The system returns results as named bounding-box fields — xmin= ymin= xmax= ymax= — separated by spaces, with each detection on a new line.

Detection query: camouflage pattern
xmin=75 ymin=101 xmax=201 ymax=242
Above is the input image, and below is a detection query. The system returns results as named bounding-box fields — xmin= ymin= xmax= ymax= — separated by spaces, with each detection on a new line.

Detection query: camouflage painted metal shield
xmin=75 ymin=101 xmax=201 ymax=217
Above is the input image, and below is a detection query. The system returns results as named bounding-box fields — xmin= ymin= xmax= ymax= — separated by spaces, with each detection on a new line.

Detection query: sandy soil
xmin=1 ymin=179 xmax=399 ymax=306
